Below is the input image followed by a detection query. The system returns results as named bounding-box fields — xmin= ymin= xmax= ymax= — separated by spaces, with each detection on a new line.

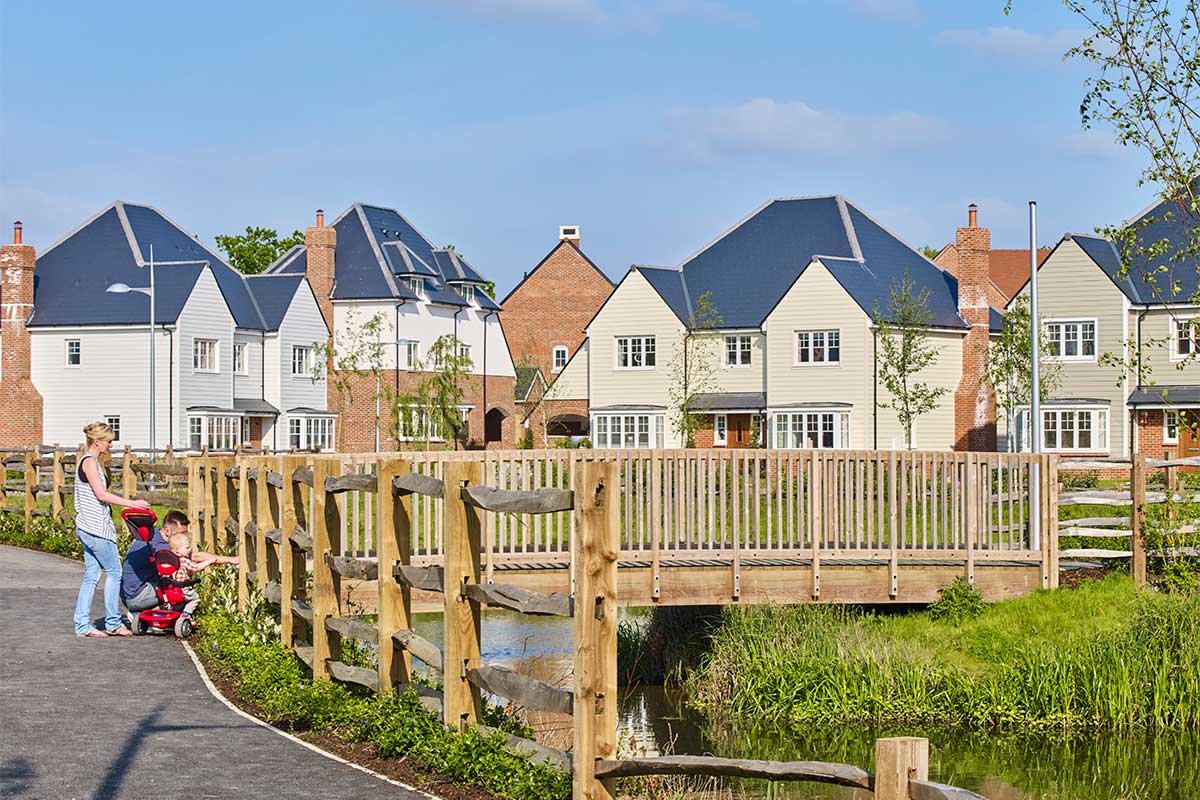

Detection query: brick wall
xmin=0 ymin=226 xmax=43 ymax=447
xmin=501 ymin=239 xmax=613 ymax=381
xmin=523 ymin=398 xmax=590 ymax=448
xmin=332 ymin=369 xmax=516 ymax=452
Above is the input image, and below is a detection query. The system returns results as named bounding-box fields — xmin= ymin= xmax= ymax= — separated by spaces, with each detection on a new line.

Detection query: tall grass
xmin=687 ymin=576 xmax=1200 ymax=729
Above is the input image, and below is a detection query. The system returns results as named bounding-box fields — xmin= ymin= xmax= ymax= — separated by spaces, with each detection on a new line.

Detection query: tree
xmin=873 ymin=272 xmax=949 ymax=449
xmin=216 ymin=226 xmax=305 ymax=275
xmin=397 ymin=335 xmax=474 ymax=450
xmin=311 ymin=311 xmax=389 ymax=449
xmin=983 ymin=295 xmax=1063 ymax=451
xmin=667 ymin=291 xmax=723 ymax=448
xmin=921 ymin=244 xmax=942 ymax=261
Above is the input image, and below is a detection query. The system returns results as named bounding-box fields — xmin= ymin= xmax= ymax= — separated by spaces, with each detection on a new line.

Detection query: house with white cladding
xmin=0 ymin=202 xmax=333 ymax=451
xmin=545 ymin=197 xmax=1004 ymax=451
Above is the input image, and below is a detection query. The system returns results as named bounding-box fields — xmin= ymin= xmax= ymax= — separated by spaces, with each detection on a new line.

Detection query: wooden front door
xmin=726 ymin=414 xmax=762 ymax=448
xmin=1179 ymin=411 xmax=1200 ymax=463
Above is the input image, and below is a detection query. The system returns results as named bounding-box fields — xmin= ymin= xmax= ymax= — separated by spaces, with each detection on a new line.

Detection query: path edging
xmin=181 ymin=640 xmax=441 ymax=800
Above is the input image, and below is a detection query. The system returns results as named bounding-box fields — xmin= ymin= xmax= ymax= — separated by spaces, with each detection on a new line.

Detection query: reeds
xmin=687 ymin=576 xmax=1200 ymax=730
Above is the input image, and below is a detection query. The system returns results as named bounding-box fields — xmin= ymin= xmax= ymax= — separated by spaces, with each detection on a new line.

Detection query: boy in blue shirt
xmin=120 ymin=510 xmax=236 ymax=620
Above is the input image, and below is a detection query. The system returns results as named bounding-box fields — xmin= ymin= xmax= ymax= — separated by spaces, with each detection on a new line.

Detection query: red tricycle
xmin=121 ymin=508 xmax=197 ymax=638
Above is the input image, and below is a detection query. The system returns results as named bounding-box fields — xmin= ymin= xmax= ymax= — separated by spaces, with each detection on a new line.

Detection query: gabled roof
xmin=933 ymin=244 xmax=1052 ymax=302
xmin=245 ymin=274 xmax=307 ymax=331
xmin=266 ymin=202 xmax=500 ymax=311
xmin=500 ymin=239 xmax=614 ymax=306
xmin=28 ymin=202 xmax=277 ymax=330
xmin=628 ymin=196 xmax=994 ymax=331
xmin=515 ymin=365 xmax=546 ymax=402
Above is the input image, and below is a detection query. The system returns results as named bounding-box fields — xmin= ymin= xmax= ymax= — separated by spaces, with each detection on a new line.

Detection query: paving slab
xmin=0 ymin=544 xmax=427 ymax=800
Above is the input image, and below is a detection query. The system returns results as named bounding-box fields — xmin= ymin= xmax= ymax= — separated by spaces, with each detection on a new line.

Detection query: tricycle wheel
xmin=134 ymin=616 xmax=149 ymax=636
xmin=174 ymin=616 xmax=194 ymax=639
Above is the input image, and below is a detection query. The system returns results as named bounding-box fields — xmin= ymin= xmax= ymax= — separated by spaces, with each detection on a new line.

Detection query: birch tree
xmin=667 ymin=291 xmax=722 ymax=448
xmin=984 ymin=295 xmax=1062 ymax=451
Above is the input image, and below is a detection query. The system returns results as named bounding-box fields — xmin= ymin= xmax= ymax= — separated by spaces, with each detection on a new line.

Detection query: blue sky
xmin=0 ymin=1 xmax=1150 ymax=295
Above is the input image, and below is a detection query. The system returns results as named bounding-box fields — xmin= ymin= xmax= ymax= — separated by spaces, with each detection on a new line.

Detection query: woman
xmin=73 ymin=421 xmax=150 ymax=638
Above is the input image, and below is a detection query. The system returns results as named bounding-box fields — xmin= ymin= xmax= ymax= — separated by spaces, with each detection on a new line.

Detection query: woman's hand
xmin=130 ymin=499 xmax=151 ymax=510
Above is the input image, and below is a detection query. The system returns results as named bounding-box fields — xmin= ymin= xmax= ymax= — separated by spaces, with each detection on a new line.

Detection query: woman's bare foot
xmin=78 ymin=629 xmax=108 ymax=638
xmin=107 ymin=626 xmax=133 ymax=637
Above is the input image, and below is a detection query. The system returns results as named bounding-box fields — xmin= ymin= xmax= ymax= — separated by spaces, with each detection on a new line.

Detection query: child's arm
xmin=190 ymin=550 xmax=238 ymax=566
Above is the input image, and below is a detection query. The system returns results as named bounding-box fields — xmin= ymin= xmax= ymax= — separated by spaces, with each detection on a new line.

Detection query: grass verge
xmin=686 ymin=575 xmax=1200 ymax=730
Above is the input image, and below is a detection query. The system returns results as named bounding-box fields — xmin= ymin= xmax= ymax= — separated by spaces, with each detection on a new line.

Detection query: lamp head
xmin=106 ymin=282 xmax=133 ymax=294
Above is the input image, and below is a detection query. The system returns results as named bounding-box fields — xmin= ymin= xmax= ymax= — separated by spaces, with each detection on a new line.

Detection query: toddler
xmin=164 ymin=531 xmax=217 ymax=616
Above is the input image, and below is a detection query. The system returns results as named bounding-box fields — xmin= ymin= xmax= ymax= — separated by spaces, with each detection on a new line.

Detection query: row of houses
xmin=508 ymin=194 xmax=1200 ymax=461
xmin=1 ymin=191 xmax=1194 ymax=458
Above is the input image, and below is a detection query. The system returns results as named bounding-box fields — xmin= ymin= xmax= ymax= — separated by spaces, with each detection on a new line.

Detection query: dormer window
xmin=407 ymin=277 xmax=425 ymax=299
xmin=459 ymin=284 xmax=477 ymax=306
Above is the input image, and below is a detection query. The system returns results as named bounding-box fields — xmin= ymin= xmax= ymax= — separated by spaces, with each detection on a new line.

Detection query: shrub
xmin=928 ymin=577 xmax=986 ymax=624
xmin=1060 ymin=470 xmax=1100 ymax=491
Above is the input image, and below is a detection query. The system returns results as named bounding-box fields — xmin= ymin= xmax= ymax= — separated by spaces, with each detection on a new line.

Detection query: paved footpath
xmin=0 ymin=544 xmax=428 ymax=800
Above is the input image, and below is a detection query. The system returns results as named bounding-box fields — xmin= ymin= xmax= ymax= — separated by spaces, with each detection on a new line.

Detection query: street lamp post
xmin=107 ymin=244 xmax=156 ymax=462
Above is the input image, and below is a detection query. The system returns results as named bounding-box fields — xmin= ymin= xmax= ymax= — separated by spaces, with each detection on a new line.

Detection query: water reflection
xmin=413 ymin=611 xmax=1198 ymax=800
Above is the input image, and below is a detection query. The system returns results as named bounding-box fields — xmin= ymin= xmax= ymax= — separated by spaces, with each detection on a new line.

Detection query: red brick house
xmin=500 ymin=226 xmax=613 ymax=446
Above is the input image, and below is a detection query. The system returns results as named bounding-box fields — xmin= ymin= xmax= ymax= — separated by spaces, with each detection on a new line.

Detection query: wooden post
xmin=572 ymin=461 xmax=619 ymax=800
xmin=51 ymin=446 xmax=65 ymax=519
xmin=237 ymin=453 xmax=251 ymax=612
xmin=1131 ymin=452 xmax=1147 ymax=587
xmin=443 ymin=459 xmax=484 ymax=730
xmin=279 ymin=454 xmax=306 ymax=649
xmin=23 ymin=448 xmax=36 ymax=530
xmin=122 ymin=446 xmax=138 ymax=499
xmin=377 ymin=457 xmax=413 ymax=692
xmin=215 ymin=455 xmax=234 ymax=552
xmin=810 ymin=453 xmax=821 ymax=600
xmin=874 ymin=736 xmax=929 ymax=800
xmin=965 ymin=452 xmax=976 ymax=585
xmin=187 ymin=456 xmax=204 ymax=549
xmin=311 ymin=457 xmax=342 ymax=678
xmin=1047 ymin=454 xmax=1060 ymax=589
xmin=254 ymin=456 xmax=271 ymax=588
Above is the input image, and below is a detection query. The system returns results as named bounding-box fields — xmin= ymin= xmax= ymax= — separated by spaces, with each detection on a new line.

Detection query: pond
xmin=411 ymin=611 xmax=1199 ymax=800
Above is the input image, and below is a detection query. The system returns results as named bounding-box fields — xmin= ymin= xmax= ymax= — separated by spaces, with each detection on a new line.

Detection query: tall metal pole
xmin=1029 ymin=202 xmax=1041 ymax=549
xmin=149 ymin=244 xmax=156 ymax=464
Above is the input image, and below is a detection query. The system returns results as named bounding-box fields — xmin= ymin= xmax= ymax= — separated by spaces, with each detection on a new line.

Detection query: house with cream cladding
xmin=0 ymin=202 xmax=332 ymax=451
xmin=264 ymin=204 xmax=517 ymax=451
xmin=1008 ymin=192 xmax=1200 ymax=461
xmin=546 ymin=196 xmax=1003 ymax=450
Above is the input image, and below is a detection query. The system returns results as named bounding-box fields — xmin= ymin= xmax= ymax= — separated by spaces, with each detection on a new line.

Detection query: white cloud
xmin=937 ymin=26 xmax=1085 ymax=63
xmin=667 ymin=98 xmax=948 ymax=160
xmin=1060 ymin=129 xmax=1127 ymax=160
xmin=845 ymin=0 xmax=919 ymax=22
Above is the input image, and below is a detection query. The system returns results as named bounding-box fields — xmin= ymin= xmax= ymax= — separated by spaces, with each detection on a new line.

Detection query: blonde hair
xmin=83 ymin=421 xmax=115 ymax=446
xmin=168 ymin=531 xmax=191 ymax=552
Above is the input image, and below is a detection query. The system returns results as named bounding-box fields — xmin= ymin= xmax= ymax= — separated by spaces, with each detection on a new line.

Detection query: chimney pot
xmin=316 ymin=209 xmax=325 ymax=228
xmin=967 ymin=203 xmax=978 ymax=228
xmin=13 ymin=221 xmax=22 ymax=245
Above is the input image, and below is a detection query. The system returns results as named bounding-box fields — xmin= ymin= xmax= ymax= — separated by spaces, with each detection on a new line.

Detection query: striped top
xmin=75 ymin=453 xmax=117 ymax=542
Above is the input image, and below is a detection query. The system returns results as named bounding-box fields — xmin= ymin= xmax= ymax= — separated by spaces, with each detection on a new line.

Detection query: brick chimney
xmin=305 ymin=209 xmax=336 ymax=333
xmin=953 ymin=204 xmax=996 ymax=451
xmin=559 ymin=225 xmax=580 ymax=249
xmin=0 ymin=221 xmax=44 ymax=447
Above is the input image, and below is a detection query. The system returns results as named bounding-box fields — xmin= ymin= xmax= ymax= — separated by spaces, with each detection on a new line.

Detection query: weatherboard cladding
xmin=244 ymin=274 xmax=304 ymax=330
xmin=633 ymin=197 xmax=983 ymax=332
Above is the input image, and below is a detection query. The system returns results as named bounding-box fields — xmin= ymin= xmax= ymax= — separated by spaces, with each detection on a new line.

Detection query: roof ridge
xmin=353 ymin=203 xmax=402 ymax=298
xmin=835 ymin=196 xmax=863 ymax=261
xmin=264 ymin=243 xmax=305 ymax=274
xmin=113 ymin=202 xmax=142 ymax=266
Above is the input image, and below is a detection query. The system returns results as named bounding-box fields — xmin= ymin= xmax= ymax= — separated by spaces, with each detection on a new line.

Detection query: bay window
xmin=187 ymin=414 xmax=242 ymax=451
xmin=770 ymin=410 xmax=851 ymax=449
xmin=591 ymin=414 xmax=665 ymax=449
xmin=1015 ymin=406 xmax=1108 ymax=452
xmin=287 ymin=414 xmax=337 ymax=451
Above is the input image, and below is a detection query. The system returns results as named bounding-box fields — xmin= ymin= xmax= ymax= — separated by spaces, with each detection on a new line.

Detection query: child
xmin=163 ymin=531 xmax=222 ymax=616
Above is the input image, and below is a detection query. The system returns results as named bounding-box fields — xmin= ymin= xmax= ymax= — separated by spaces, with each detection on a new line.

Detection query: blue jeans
xmin=74 ymin=530 xmax=123 ymax=634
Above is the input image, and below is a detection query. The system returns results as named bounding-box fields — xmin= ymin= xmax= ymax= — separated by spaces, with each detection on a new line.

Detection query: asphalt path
xmin=0 ymin=544 xmax=428 ymax=800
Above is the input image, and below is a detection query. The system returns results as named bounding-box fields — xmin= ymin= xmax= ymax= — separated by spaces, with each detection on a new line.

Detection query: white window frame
xmin=398 ymin=405 xmax=471 ymax=443
xmin=193 ymin=338 xmax=219 ymax=373
xmin=1045 ymin=319 xmax=1097 ymax=362
xmin=186 ymin=413 xmax=244 ymax=451
xmin=1164 ymin=410 xmax=1180 ymax=444
xmin=400 ymin=340 xmax=419 ymax=370
xmin=725 ymin=334 xmax=752 ymax=368
xmin=407 ymin=277 xmax=425 ymax=299
xmin=552 ymin=346 xmax=568 ymax=372
xmin=1171 ymin=316 xmax=1199 ymax=361
xmin=615 ymin=336 xmax=656 ymax=370
xmin=65 ymin=339 xmax=81 ymax=367
xmin=105 ymin=415 xmax=121 ymax=443
xmin=769 ymin=409 xmax=851 ymax=450
xmin=288 ymin=418 xmax=302 ymax=449
xmin=458 ymin=343 xmax=472 ymax=364
xmin=795 ymin=330 xmax=841 ymax=366
xmin=1015 ymin=406 xmax=1109 ymax=453
xmin=714 ymin=414 xmax=728 ymax=445
xmin=190 ymin=417 xmax=203 ymax=450
xmin=590 ymin=413 xmax=665 ymax=449
xmin=292 ymin=345 xmax=313 ymax=377
xmin=459 ymin=285 xmax=477 ymax=306
xmin=233 ymin=342 xmax=248 ymax=376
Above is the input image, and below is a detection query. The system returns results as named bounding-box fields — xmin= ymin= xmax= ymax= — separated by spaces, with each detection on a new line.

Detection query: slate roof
xmin=629 ymin=196 xmax=1000 ymax=332
xmin=691 ymin=392 xmax=767 ymax=411
xmin=267 ymin=203 xmax=501 ymax=312
xmin=244 ymin=274 xmax=306 ymax=331
xmin=26 ymin=201 xmax=302 ymax=331
xmin=1127 ymin=385 xmax=1200 ymax=406
xmin=515 ymin=365 xmax=545 ymax=402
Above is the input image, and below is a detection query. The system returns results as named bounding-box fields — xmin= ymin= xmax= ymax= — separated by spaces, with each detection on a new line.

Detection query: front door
xmin=726 ymin=414 xmax=762 ymax=448
xmin=1179 ymin=411 xmax=1200 ymax=465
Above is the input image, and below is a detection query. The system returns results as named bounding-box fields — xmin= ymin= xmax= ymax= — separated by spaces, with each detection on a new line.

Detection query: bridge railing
xmin=228 ymin=454 xmax=987 ymax=800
